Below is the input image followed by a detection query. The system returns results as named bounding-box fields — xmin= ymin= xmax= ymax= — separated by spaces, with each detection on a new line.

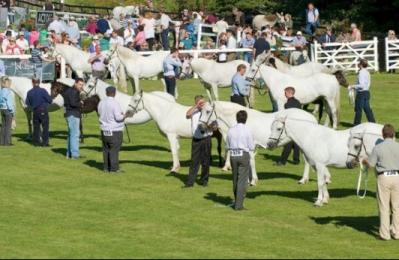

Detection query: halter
xmin=199 ymin=103 xmax=217 ymax=126
xmin=249 ymin=53 xmax=270 ymax=82
xmin=347 ymin=135 xmax=368 ymax=162
xmin=268 ymin=120 xmax=286 ymax=145
xmin=82 ymin=77 xmax=98 ymax=98
xmin=128 ymin=92 xmax=144 ymax=115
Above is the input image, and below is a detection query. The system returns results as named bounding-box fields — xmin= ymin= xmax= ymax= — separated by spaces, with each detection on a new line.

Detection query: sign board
xmin=36 ymin=11 xmax=54 ymax=27
xmin=3 ymin=58 xmax=55 ymax=81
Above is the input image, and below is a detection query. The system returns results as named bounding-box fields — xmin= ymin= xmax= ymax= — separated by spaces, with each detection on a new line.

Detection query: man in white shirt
xmin=215 ymin=17 xmax=229 ymax=36
xmin=226 ymin=30 xmax=237 ymax=61
xmin=160 ymin=10 xmax=172 ymax=50
xmin=123 ymin=20 xmax=135 ymax=45
xmin=98 ymin=86 xmax=130 ymax=173
xmin=226 ymin=110 xmax=255 ymax=210
xmin=109 ymin=31 xmax=124 ymax=46
xmin=48 ymin=16 xmax=65 ymax=35
xmin=184 ymin=95 xmax=213 ymax=188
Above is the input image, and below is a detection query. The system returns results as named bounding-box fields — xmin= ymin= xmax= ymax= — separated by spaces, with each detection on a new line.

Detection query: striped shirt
xmin=31 ymin=48 xmax=43 ymax=67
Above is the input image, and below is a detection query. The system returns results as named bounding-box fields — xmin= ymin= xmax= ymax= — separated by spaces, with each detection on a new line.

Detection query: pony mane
xmin=117 ymin=45 xmax=139 ymax=60
xmin=276 ymin=108 xmax=318 ymax=124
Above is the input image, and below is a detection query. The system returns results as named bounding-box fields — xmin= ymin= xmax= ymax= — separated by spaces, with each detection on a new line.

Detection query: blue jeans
xmin=354 ymin=91 xmax=375 ymax=125
xmin=305 ymin=22 xmax=318 ymax=35
xmin=66 ymin=115 xmax=80 ymax=158
xmin=35 ymin=66 xmax=43 ymax=82
xmin=243 ymin=52 xmax=253 ymax=64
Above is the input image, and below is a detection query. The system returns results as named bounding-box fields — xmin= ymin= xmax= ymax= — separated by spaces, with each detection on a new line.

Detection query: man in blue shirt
xmin=240 ymin=32 xmax=255 ymax=64
xmin=25 ymin=78 xmax=53 ymax=146
xmin=163 ymin=48 xmax=182 ymax=97
xmin=0 ymin=77 xmax=15 ymax=146
xmin=349 ymin=59 xmax=376 ymax=125
xmin=231 ymin=64 xmax=253 ymax=107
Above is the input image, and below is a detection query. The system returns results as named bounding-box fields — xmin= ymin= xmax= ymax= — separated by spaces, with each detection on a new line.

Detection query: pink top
xmin=29 ymin=31 xmax=39 ymax=46
xmin=135 ymin=31 xmax=146 ymax=46
xmin=86 ymin=22 xmax=97 ymax=35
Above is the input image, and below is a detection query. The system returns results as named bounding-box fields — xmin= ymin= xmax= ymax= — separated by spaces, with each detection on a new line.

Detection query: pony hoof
xmin=171 ymin=167 xmax=180 ymax=173
xmin=298 ymin=178 xmax=309 ymax=185
xmin=325 ymin=178 xmax=332 ymax=184
xmin=222 ymin=166 xmax=231 ymax=172
xmin=322 ymin=198 xmax=329 ymax=204
xmin=314 ymin=201 xmax=324 ymax=207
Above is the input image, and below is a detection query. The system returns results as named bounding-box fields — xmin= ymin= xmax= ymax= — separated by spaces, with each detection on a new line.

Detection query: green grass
xmin=1 ymin=73 xmax=399 ymax=258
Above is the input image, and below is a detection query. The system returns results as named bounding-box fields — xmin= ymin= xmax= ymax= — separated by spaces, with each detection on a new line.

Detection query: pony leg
xmin=160 ymin=77 xmax=167 ymax=92
xmin=298 ymin=155 xmax=310 ymax=184
xmin=326 ymin=99 xmax=338 ymax=129
xmin=167 ymin=134 xmax=181 ymax=173
xmin=132 ymin=76 xmax=140 ymax=94
xmin=211 ymin=83 xmax=219 ymax=101
xmin=25 ymin=108 xmax=33 ymax=140
xmin=314 ymin=163 xmax=328 ymax=207
xmin=214 ymin=130 xmax=224 ymax=167
xmin=249 ymin=150 xmax=258 ymax=186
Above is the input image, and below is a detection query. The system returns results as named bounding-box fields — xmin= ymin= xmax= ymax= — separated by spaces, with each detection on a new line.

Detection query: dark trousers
xmin=279 ymin=142 xmax=300 ymax=164
xmin=231 ymin=152 xmax=250 ymax=210
xmin=164 ymin=76 xmax=176 ymax=97
xmin=230 ymin=95 xmax=246 ymax=107
xmin=186 ymin=136 xmax=212 ymax=186
xmin=161 ymin=29 xmax=169 ymax=50
xmin=0 ymin=109 xmax=12 ymax=145
xmin=33 ymin=109 xmax=49 ymax=146
xmin=354 ymin=91 xmax=376 ymax=125
xmin=147 ymin=38 xmax=155 ymax=50
xmin=102 ymin=131 xmax=123 ymax=172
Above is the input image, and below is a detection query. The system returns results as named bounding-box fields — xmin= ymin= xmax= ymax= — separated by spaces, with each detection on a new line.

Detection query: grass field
xmin=1 ymin=73 xmax=399 ymax=258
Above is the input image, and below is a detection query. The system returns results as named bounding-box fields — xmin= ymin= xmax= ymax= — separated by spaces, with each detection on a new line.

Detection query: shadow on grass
xmin=51 ymin=147 xmax=67 ymax=157
xmin=340 ymin=121 xmax=354 ymax=128
xmin=246 ymin=188 xmax=376 ymax=203
xmin=211 ymin=171 xmax=301 ymax=182
xmin=80 ymin=145 xmax=171 ymax=153
xmin=310 ymin=215 xmax=379 ymax=237
xmin=84 ymin=160 xmax=103 ymax=171
xmin=204 ymin=192 xmax=233 ymax=206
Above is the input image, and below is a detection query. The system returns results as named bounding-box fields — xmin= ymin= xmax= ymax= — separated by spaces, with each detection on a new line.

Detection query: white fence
xmin=385 ymin=38 xmax=399 ymax=72
xmin=311 ymin=37 xmax=379 ymax=72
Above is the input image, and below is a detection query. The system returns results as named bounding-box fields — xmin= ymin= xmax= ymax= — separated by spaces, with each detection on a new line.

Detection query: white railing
xmin=311 ymin=37 xmax=379 ymax=72
xmin=385 ymin=38 xmax=399 ymax=72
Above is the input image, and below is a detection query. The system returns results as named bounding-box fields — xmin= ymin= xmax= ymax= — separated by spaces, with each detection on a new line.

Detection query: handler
xmin=184 ymin=95 xmax=213 ymax=188
xmin=0 ymin=77 xmax=15 ymax=146
xmin=98 ymin=86 xmax=130 ymax=173
xmin=163 ymin=47 xmax=182 ymax=97
xmin=363 ymin=124 xmax=399 ymax=241
xmin=227 ymin=110 xmax=255 ymax=210
xmin=349 ymin=59 xmax=376 ymax=125
xmin=25 ymin=77 xmax=52 ymax=147
xmin=231 ymin=64 xmax=253 ymax=107
xmin=275 ymin=87 xmax=301 ymax=166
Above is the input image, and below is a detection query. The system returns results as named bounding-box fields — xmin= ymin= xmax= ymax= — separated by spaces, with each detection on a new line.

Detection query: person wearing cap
xmin=16 ymin=32 xmax=29 ymax=54
xmin=362 ymin=124 xmax=399 ymax=241
xmin=62 ymin=78 xmax=84 ymax=159
xmin=226 ymin=110 xmax=255 ymax=210
xmin=98 ymin=86 xmax=130 ymax=173
xmin=88 ymin=45 xmax=107 ymax=80
xmin=163 ymin=47 xmax=182 ymax=97
xmin=25 ymin=78 xmax=53 ymax=146
xmin=88 ymin=35 xmax=100 ymax=53
xmin=348 ymin=59 xmax=376 ymax=125
xmin=290 ymin=31 xmax=308 ymax=65
xmin=0 ymin=77 xmax=15 ymax=146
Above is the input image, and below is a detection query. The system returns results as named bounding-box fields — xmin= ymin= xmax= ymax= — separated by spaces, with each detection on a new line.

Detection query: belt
xmin=232 ymin=94 xmax=245 ymax=98
xmin=165 ymin=75 xmax=175 ymax=79
xmin=378 ymin=170 xmax=399 ymax=176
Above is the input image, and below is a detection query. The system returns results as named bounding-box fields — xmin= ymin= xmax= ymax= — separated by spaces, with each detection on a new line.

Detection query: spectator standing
xmin=123 ymin=20 xmax=135 ymax=45
xmin=25 ymin=78 xmax=52 ymax=146
xmin=349 ymin=59 xmax=376 ymax=125
xmin=31 ymin=41 xmax=51 ymax=81
xmin=241 ymin=32 xmax=255 ymax=63
xmin=215 ymin=17 xmax=229 ymax=36
xmin=86 ymin=16 xmax=98 ymax=35
xmin=133 ymin=25 xmax=146 ymax=51
xmin=109 ymin=31 xmax=124 ymax=46
xmin=304 ymin=2 xmax=320 ymax=36
xmin=62 ymin=78 xmax=84 ymax=159
xmin=226 ymin=30 xmax=237 ymax=61
xmin=205 ymin=13 xmax=218 ymax=24
xmin=98 ymin=86 xmax=130 ymax=173
xmin=162 ymin=47 xmax=182 ymax=97
xmin=226 ymin=110 xmax=255 ymax=210
xmin=28 ymin=28 xmax=39 ymax=48
xmin=218 ymin=39 xmax=227 ymax=63
xmin=351 ymin=23 xmax=362 ymax=41
xmin=184 ymin=95 xmax=213 ymax=188
xmin=48 ymin=16 xmax=65 ymax=35
xmin=88 ymin=45 xmax=107 ymax=79
xmin=0 ymin=77 xmax=15 ymax=146
xmin=160 ymin=10 xmax=172 ymax=50
xmin=39 ymin=27 xmax=48 ymax=47
xmin=253 ymin=32 xmax=271 ymax=60
xmin=232 ymin=7 xmax=245 ymax=27
xmin=66 ymin=17 xmax=80 ymax=46
xmin=231 ymin=64 xmax=252 ymax=106
xmin=97 ymin=15 xmax=111 ymax=34
xmin=43 ymin=0 xmax=54 ymax=11
xmin=142 ymin=12 xmax=156 ymax=50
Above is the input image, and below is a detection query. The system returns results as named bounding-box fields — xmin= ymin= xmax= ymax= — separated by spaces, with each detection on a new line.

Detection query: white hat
xmin=296 ymin=31 xmax=302 ymax=35
xmin=93 ymin=35 xmax=99 ymax=40
xmin=70 ymin=16 xmax=76 ymax=21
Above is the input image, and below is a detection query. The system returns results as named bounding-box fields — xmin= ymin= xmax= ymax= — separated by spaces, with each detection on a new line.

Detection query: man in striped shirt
xmin=31 ymin=41 xmax=52 ymax=82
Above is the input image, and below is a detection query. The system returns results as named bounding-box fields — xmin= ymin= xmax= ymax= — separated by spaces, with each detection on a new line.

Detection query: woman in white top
xmin=218 ymin=39 xmax=227 ymax=63
xmin=142 ymin=12 xmax=156 ymax=50
xmin=123 ymin=20 xmax=135 ymax=45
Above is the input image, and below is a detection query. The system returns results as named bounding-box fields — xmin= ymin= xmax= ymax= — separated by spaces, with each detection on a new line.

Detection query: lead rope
xmin=356 ymin=163 xmax=369 ymax=199
xmin=123 ymin=123 xmax=132 ymax=144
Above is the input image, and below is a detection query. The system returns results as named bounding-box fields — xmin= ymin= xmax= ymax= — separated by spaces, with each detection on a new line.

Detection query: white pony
xmin=248 ymin=61 xmax=341 ymax=129
xmin=127 ymin=91 xmax=223 ymax=173
xmin=197 ymin=101 xmax=317 ymax=186
xmin=108 ymin=45 xmax=170 ymax=95
xmin=252 ymin=14 xmax=278 ymax=30
xmin=80 ymin=77 xmax=175 ymax=125
xmin=190 ymin=58 xmax=249 ymax=101
xmin=112 ymin=6 xmax=140 ymax=19
xmin=267 ymin=109 xmax=383 ymax=206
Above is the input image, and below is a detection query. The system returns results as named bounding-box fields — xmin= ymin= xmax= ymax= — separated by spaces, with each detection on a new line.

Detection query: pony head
xmin=267 ymin=113 xmax=290 ymax=149
xmin=128 ymin=90 xmax=145 ymax=115
xmin=198 ymin=101 xmax=218 ymax=134
xmin=346 ymin=131 xmax=365 ymax=169
xmin=247 ymin=51 xmax=272 ymax=80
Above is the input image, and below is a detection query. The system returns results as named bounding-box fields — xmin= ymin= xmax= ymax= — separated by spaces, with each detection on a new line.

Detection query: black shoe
xmin=292 ymin=161 xmax=300 ymax=165
xmin=110 ymin=169 xmax=125 ymax=174
xmin=182 ymin=184 xmax=193 ymax=189
xmin=235 ymin=207 xmax=248 ymax=211
xmin=200 ymin=181 xmax=208 ymax=187
xmin=273 ymin=161 xmax=286 ymax=166
xmin=42 ymin=144 xmax=52 ymax=147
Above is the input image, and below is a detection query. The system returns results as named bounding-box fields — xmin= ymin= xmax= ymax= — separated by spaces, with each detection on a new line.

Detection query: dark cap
xmin=106 ymin=86 xmax=117 ymax=95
